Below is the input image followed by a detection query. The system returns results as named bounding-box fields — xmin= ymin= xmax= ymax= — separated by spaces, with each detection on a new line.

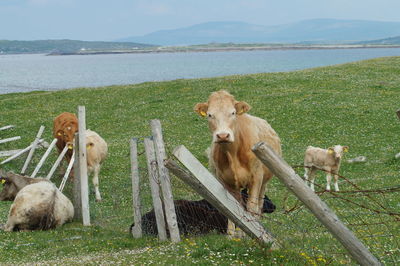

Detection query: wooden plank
xmin=59 ymin=149 xmax=75 ymax=192
xmin=170 ymin=145 xmax=278 ymax=248
xmin=46 ymin=145 xmax=69 ymax=180
xmin=78 ymin=106 xmax=90 ymax=226
xmin=73 ymin=133 xmax=82 ymax=221
xmin=31 ymin=138 xmax=57 ymax=178
xmin=397 ymin=109 xmax=400 ymax=120
xmin=130 ymin=138 xmax=142 ymax=238
xmin=150 ymin=120 xmax=180 ymax=243
xmin=0 ymin=139 xmax=44 ymax=165
xmin=144 ymin=137 xmax=167 ymax=241
xmin=0 ymin=149 xmax=22 ymax=157
xmin=0 ymin=136 xmax=21 ymax=144
xmin=0 ymin=125 xmax=14 ymax=131
xmin=21 ymin=125 xmax=45 ymax=174
xmin=252 ymin=142 xmax=381 ymax=266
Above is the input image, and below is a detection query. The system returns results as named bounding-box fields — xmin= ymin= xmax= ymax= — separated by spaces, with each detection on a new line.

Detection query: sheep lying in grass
xmin=304 ymin=145 xmax=349 ymax=192
xmin=0 ymin=171 xmax=74 ymax=231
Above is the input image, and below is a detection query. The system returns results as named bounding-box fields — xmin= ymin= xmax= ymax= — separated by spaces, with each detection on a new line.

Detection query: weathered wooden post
xmin=70 ymin=106 xmax=90 ymax=225
xmin=150 ymin=120 xmax=180 ymax=243
xmin=73 ymin=133 xmax=82 ymax=220
xmin=252 ymin=142 xmax=381 ymax=266
xmin=130 ymin=138 xmax=142 ymax=238
xmin=144 ymin=137 xmax=167 ymax=241
xmin=169 ymin=145 xmax=279 ymax=248
xmin=396 ymin=109 xmax=400 ymax=120
xmin=21 ymin=125 xmax=45 ymax=174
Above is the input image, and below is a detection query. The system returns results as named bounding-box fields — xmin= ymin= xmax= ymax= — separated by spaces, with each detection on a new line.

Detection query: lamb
xmin=0 ymin=171 xmax=74 ymax=231
xmin=304 ymin=145 xmax=349 ymax=192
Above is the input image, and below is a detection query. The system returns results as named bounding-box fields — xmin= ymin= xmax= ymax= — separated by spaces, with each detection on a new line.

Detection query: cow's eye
xmin=231 ymin=111 xmax=236 ymax=116
xmin=207 ymin=113 xmax=212 ymax=118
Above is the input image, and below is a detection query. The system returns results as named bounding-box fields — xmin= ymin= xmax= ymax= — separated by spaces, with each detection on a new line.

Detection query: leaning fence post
xmin=170 ymin=145 xmax=279 ymax=248
xmin=252 ymin=142 xmax=381 ymax=266
xmin=144 ymin=137 xmax=167 ymax=241
xmin=0 ymin=136 xmax=21 ymax=144
xmin=150 ymin=120 xmax=180 ymax=243
xmin=31 ymin=138 xmax=57 ymax=178
xmin=397 ymin=109 xmax=400 ymax=120
xmin=77 ymin=106 xmax=90 ymax=226
xmin=130 ymin=138 xmax=142 ymax=238
xmin=21 ymin=125 xmax=45 ymax=174
xmin=1 ymin=139 xmax=45 ymax=165
xmin=47 ymin=145 xmax=69 ymax=179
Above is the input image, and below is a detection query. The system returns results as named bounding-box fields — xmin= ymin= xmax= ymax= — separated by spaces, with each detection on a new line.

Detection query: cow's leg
xmin=304 ymin=166 xmax=311 ymax=186
xmin=258 ymin=182 xmax=267 ymax=214
xmin=93 ymin=165 xmax=102 ymax=202
xmin=309 ymin=168 xmax=316 ymax=191
xmin=333 ymin=173 xmax=340 ymax=192
xmin=326 ymin=173 xmax=332 ymax=191
xmin=227 ymin=219 xmax=236 ymax=236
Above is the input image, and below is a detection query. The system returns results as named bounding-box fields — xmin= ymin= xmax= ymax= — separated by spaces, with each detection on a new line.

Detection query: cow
xmin=53 ymin=112 xmax=78 ymax=162
xmin=0 ymin=170 xmax=49 ymax=201
xmin=194 ymin=90 xmax=281 ymax=236
xmin=130 ymin=189 xmax=276 ymax=236
xmin=85 ymin=129 xmax=108 ymax=202
xmin=304 ymin=145 xmax=349 ymax=192
xmin=0 ymin=172 xmax=74 ymax=231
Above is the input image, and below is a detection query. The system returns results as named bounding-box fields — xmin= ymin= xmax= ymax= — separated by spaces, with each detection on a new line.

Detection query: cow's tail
xmin=38 ymin=190 xmax=57 ymax=230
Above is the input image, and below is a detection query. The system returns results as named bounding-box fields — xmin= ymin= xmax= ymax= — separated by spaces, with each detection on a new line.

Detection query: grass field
xmin=0 ymin=56 xmax=399 ymax=265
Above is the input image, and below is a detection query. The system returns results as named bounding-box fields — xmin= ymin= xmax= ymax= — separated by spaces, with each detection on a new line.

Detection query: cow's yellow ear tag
xmin=328 ymin=149 xmax=334 ymax=154
xmin=200 ymin=111 xmax=207 ymax=117
xmin=1 ymin=179 xmax=5 ymax=184
xmin=344 ymin=147 xmax=349 ymax=152
xmin=57 ymin=132 xmax=62 ymax=136
xmin=87 ymin=144 xmax=91 ymax=150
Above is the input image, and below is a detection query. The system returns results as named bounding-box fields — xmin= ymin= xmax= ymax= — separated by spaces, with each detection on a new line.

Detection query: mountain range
xmin=119 ymin=19 xmax=400 ymax=46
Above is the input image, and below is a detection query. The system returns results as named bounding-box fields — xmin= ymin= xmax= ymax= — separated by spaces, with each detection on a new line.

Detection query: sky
xmin=1 ymin=0 xmax=400 ymax=41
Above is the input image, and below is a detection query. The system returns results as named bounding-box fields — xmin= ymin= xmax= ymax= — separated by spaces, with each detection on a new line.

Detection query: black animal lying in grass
xmin=130 ymin=189 xmax=275 ymax=236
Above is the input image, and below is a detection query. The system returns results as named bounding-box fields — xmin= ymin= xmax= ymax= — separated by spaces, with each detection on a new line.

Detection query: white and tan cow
xmin=304 ymin=145 xmax=349 ymax=192
xmin=86 ymin=129 xmax=108 ymax=202
xmin=194 ymin=90 xmax=281 ymax=236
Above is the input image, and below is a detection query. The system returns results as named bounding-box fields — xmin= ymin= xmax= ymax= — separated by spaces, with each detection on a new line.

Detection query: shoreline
xmin=47 ymin=45 xmax=400 ymax=56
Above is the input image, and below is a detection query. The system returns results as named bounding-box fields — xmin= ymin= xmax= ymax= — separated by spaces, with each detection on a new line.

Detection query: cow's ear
xmin=327 ymin=147 xmax=334 ymax=154
xmin=343 ymin=146 xmax=349 ymax=152
xmin=194 ymin=102 xmax=209 ymax=117
xmin=235 ymin=101 xmax=251 ymax=115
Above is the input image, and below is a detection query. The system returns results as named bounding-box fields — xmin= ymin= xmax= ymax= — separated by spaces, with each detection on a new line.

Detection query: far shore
xmin=47 ymin=44 xmax=400 ymax=56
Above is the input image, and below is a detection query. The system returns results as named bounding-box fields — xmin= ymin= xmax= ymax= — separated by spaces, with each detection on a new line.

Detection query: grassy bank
xmin=0 ymin=57 xmax=399 ymax=265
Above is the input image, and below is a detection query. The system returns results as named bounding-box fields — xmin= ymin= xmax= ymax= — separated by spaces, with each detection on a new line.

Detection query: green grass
xmin=0 ymin=56 xmax=399 ymax=265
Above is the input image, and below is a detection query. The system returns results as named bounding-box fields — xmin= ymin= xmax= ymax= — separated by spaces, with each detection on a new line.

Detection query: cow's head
xmin=56 ymin=125 xmax=77 ymax=149
xmin=194 ymin=90 xmax=251 ymax=143
xmin=327 ymin=145 xmax=349 ymax=160
xmin=0 ymin=171 xmax=33 ymax=201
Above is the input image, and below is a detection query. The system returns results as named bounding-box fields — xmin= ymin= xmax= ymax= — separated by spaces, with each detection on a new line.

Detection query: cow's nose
xmin=216 ymin=133 xmax=230 ymax=141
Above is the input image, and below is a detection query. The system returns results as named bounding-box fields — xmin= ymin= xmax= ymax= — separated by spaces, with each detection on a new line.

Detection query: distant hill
xmin=118 ymin=19 xmax=400 ymax=46
xmin=355 ymin=36 xmax=400 ymax=45
xmin=0 ymin=39 xmax=155 ymax=54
